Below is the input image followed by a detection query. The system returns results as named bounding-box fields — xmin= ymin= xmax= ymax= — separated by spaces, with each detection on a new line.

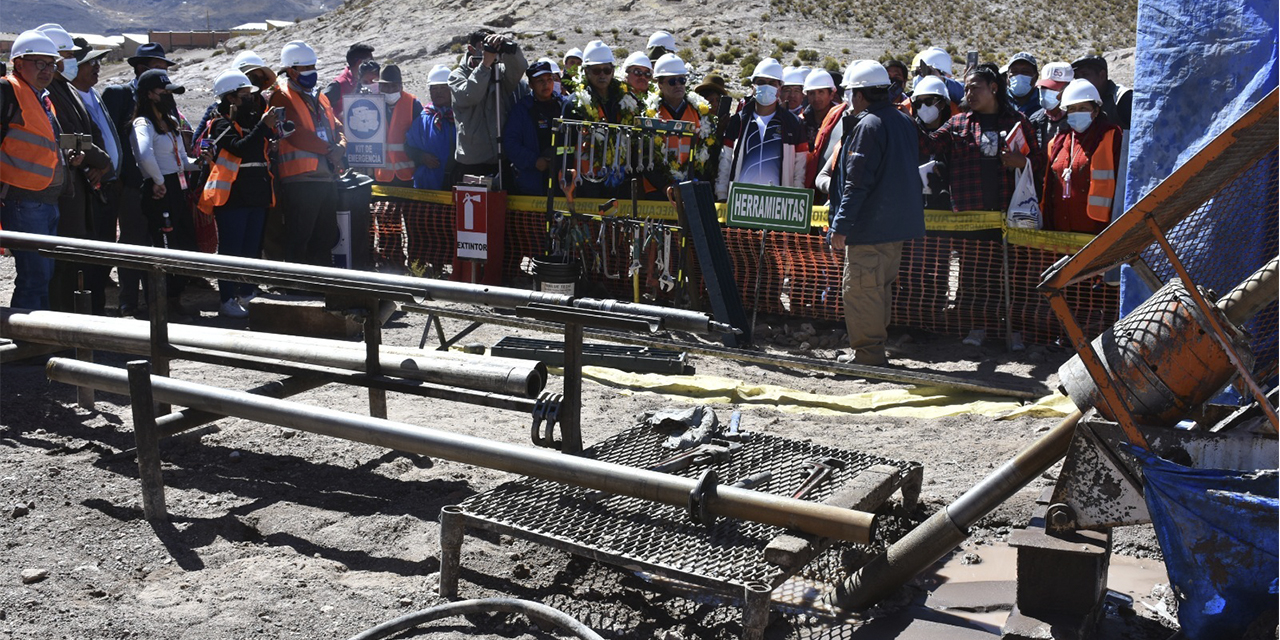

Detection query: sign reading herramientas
xmin=726 ymin=182 xmax=813 ymax=233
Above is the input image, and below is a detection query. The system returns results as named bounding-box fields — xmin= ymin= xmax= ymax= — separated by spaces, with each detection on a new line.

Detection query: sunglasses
xmin=663 ymin=76 xmax=687 ymax=86
xmin=23 ymin=59 xmax=58 ymax=72
xmin=628 ymin=68 xmax=652 ymax=78
xmin=916 ymin=96 xmax=944 ymax=107
xmin=588 ymin=66 xmax=615 ymax=76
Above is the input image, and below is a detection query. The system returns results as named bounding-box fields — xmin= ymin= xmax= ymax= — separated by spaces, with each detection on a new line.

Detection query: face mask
xmin=158 ymin=94 xmax=177 ymax=113
xmin=296 ymin=70 xmax=318 ymax=89
xmin=1067 ymin=111 xmax=1094 ymax=133
xmin=1008 ymin=74 xmax=1034 ymax=98
xmin=384 ymin=91 xmax=401 ymax=105
xmin=844 ymin=88 xmax=854 ymax=103
xmin=362 ymin=83 xmax=380 ymax=94
xmin=753 ymin=84 xmax=778 ymax=107
xmin=1040 ymin=88 xmax=1061 ymax=111
xmin=917 ymin=104 xmax=940 ymax=125
xmin=60 ymin=57 xmax=78 ymax=82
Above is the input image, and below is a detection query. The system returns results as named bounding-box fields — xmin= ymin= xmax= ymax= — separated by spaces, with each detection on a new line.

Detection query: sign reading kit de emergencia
xmin=342 ymin=93 xmax=386 ymax=167
xmin=726 ymin=182 xmax=813 ymax=233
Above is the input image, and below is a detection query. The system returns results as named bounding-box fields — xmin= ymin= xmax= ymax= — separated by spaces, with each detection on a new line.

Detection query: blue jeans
xmin=214 ymin=206 xmax=266 ymax=301
xmin=1 ymin=198 xmax=60 ymax=310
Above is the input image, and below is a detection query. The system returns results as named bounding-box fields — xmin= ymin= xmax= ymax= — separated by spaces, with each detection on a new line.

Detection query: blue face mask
xmin=295 ymin=70 xmax=318 ymax=90
xmin=753 ymin=84 xmax=778 ymax=107
xmin=1008 ymin=74 xmax=1034 ymax=98
xmin=1039 ymin=87 xmax=1061 ymax=111
xmin=1067 ymin=111 xmax=1094 ymax=133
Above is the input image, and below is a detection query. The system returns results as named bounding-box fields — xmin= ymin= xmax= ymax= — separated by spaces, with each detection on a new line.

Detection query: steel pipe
xmin=2 ymin=309 xmax=545 ymax=398
xmin=0 ymin=231 xmax=730 ymax=336
xmin=826 ymin=409 xmax=1082 ymax=611
xmin=45 ymin=358 xmax=877 ymax=543
xmin=1218 ymin=256 xmax=1279 ymax=328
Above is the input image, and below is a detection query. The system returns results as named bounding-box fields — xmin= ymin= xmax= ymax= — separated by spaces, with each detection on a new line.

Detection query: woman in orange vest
xmin=198 ymin=70 xmax=278 ymax=319
xmin=1042 ymin=79 xmax=1122 ymax=234
xmin=371 ymin=64 xmax=423 ymax=187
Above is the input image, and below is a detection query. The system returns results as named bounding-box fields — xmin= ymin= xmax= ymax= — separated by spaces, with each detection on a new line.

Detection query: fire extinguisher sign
xmin=455 ymin=186 xmax=488 ymax=260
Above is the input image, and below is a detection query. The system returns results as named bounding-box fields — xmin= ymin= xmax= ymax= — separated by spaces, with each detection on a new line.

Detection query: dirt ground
xmin=0 ymin=254 xmax=1177 ymax=640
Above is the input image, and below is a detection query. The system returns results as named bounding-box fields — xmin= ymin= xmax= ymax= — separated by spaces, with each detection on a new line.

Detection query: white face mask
xmin=1067 ymin=111 xmax=1094 ymax=133
xmin=59 ymin=56 xmax=78 ymax=82
xmin=916 ymin=103 xmax=940 ymax=125
xmin=1040 ymin=87 xmax=1061 ymax=111
xmin=753 ymin=84 xmax=778 ymax=107
xmin=384 ymin=91 xmax=401 ymax=105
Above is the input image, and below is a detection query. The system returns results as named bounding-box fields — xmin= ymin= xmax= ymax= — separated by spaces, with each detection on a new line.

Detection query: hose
xmin=345 ymin=597 xmax=604 ymax=640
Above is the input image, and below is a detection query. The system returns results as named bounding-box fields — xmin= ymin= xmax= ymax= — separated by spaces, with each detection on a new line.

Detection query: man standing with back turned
xmin=827 ymin=60 xmax=925 ymax=366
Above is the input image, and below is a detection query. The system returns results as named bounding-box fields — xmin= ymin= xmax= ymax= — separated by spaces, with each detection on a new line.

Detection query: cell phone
xmin=966 ymin=51 xmax=979 ymax=72
xmin=58 ymin=132 xmax=92 ymax=152
xmin=273 ymin=107 xmax=286 ymax=121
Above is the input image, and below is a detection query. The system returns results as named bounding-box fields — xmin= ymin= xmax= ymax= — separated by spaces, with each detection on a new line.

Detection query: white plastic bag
xmin=1007 ymin=166 xmax=1041 ymax=229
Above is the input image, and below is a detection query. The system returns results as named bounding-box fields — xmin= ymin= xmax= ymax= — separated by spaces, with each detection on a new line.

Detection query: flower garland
xmin=642 ymin=89 xmax=717 ymax=182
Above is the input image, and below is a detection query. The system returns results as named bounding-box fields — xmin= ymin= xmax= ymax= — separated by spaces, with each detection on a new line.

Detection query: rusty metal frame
xmin=1039 ymin=89 xmax=1280 ymax=445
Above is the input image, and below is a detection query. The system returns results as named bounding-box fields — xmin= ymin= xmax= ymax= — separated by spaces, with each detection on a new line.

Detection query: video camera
xmin=483 ymin=38 xmax=519 ymax=55
xmin=58 ymin=132 xmax=93 ymax=153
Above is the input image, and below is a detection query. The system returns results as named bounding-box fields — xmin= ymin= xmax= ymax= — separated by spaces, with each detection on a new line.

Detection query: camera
xmin=483 ymin=38 xmax=518 ymax=55
xmin=58 ymin=132 xmax=93 ymax=152
xmin=273 ymin=107 xmax=295 ymax=139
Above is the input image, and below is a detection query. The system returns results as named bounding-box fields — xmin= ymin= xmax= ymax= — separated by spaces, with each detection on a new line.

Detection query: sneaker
xmin=962 ymin=329 xmax=986 ymax=347
xmin=219 ymin=298 xmax=249 ymax=319
xmin=237 ymin=288 xmax=259 ymax=304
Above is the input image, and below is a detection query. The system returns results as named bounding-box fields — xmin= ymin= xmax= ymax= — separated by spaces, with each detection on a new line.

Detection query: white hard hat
xmin=213 ymin=69 xmax=256 ymax=97
xmin=9 ymin=30 xmax=60 ymax=62
xmin=564 ymin=47 xmax=583 ymax=63
xmin=647 ymin=31 xmax=677 ymax=52
xmin=35 ymin=24 xmax=75 ymax=53
xmin=1037 ymin=61 xmax=1074 ymax=89
xmin=233 ymin=50 xmax=268 ymax=73
xmin=1060 ymin=78 xmax=1102 ymax=108
xmin=782 ymin=66 xmax=808 ymax=86
xmin=911 ymin=75 xmax=949 ymax=99
xmin=280 ymin=40 xmax=317 ymax=68
xmin=652 ymin=53 xmax=688 ymax=77
xmin=427 ymin=64 xmax=451 ymax=85
xmin=751 ymin=57 xmax=785 ymax=81
xmin=581 ymin=40 xmax=614 ymax=66
xmin=802 ymin=69 xmax=835 ymax=92
xmin=537 ymin=57 xmax=562 ymax=75
xmin=623 ymin=50 xmax=652 ymax=71
xmin=920 ymin=47 xmax=953 ymax=77
xmin=843 ymin=59 xmax=891 ymax=89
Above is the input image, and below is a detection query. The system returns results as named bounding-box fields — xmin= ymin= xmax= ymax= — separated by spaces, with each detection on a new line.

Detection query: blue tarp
xmin=1125 ymin=445 xmax=1279 ymax=639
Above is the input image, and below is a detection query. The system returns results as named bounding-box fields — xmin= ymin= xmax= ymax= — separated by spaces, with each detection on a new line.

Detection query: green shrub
xmin=716 ymin=51 xmax=737 ymax=64
xmin=797 ymin=49 xmax=818 ymax=62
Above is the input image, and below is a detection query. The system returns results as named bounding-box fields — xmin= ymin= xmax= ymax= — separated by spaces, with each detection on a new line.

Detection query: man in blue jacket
xmin=828 ymin=61 xmax=926 ymax=366
xmin=406 ymin=65 xmax=456 ymax=190
xmin=504 ymin=61 xmax=569 ymax=195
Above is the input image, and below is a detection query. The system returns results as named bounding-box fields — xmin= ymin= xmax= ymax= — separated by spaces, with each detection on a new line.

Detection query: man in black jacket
xmin=69 ymin=37 xmax=121 ymax=314
xmin=101 ymin=42 xmax=174 ymax=315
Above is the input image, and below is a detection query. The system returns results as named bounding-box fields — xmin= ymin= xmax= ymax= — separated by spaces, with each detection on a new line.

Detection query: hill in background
xmin=2 ymin=0 xmax=329 ymax=35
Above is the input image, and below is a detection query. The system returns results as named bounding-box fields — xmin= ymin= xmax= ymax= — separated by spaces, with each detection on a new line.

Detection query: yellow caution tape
xmin=552 ymin=365 xmax=1074 ymax=419
xmin=373 ymin=188 xmax=1093 ymax=253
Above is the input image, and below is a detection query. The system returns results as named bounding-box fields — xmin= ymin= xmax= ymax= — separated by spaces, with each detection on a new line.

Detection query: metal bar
xmin=0 ymin=231 xmax=729 ymax=336
xmin=561 ymin=323 xmax=584 ymax=455
xmin=1218 ymin=256 xmax=1279 ymax=328
xmin=157 ymin=375 xmax=332 ymax=438
xmin=827 ymin=409 xmax=1083 ymax=611
xmin=127 ymin=360 xmax=167 ymax=521
xmin=2 ymin=309 xmax=545 ymax=398
xmin=364 ymin=302 xmax=388 ymax=419
xmin=1143 ymin=216 xmax=1278 ymax=430
xmin=46 ymin=358 xmax=877 ymax=543
xmin=437 ymin=321 xmax=482 ymax=351
xmin=73 ymin=282 xmax=94 ymax=410
xmin=402 ymin=305 xmax=1048 ymax=400
xmin=145 ymin=269 xmax=170 ymax=416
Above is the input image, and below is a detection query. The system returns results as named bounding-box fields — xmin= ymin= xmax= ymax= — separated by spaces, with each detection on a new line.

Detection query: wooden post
xmin=127 ymin=360 xmax=168 ymax=521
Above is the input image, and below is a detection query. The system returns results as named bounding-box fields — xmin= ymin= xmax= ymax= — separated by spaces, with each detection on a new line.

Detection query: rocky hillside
xmin=3 ymin=0 xmax=329 ymax=35
xmin=104 ymin=0 xmax=1136 ymax=114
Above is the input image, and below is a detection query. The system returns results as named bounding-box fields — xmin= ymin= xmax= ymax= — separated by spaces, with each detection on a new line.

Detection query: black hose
xmin=345 ymin=597 xmax=605 ymax=640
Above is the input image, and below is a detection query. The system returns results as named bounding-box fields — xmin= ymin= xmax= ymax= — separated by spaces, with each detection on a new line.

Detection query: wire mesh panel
xmin=1138 ymin=151 xmax=1278 ymax=382
xmin=457 ymin=425 xmax=918 ymax=591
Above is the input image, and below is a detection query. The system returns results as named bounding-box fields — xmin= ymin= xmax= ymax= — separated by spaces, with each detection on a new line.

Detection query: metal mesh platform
xmin=450 ymin=423 xmax=919 ymax=601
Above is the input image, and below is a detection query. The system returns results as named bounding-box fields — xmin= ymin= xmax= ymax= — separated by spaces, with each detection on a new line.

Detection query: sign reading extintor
xmin=343 ymin=93 xmax=386 ymax=167
xmin=725 ymin=182 xmax=813 ymax=233
xmin=455 ymin=186 xmax=489 ymax=260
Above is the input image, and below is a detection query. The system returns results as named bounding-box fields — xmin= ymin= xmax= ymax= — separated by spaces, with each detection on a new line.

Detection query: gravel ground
xmin=0 ymin=252 xmax=1176 ymax=639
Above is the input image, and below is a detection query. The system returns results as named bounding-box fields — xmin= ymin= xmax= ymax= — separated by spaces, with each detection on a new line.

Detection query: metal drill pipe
xmin=0 ymin=231 xmax=729 ymax=336
xmin=2 ymin=309 xmax=544 ymax=398
xmin=1217 ymin=256 xmax=1279 ymax=328
xmin=826 ymin=409 xmax=1082 ymax=611
xmin=46 ymin=358 xmax=877 ymax=543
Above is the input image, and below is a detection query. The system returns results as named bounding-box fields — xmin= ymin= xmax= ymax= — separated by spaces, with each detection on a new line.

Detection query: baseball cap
xmin=135 ymin=68 xmax=185 ymax=96
xmin=1000 ymin=51 xmax=1038 ymax=74
xmin=526 ymin=60 xmax=555 ymax=80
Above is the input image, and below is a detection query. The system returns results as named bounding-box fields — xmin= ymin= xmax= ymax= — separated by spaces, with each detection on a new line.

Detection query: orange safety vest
xmin=276 ymin=81 xmax=337 ymax=179
xmin=656 ymin=100 xmax=701 ymax=168
xmin=0 ymin=75 xmax=60 ymax=191
xmin=374 ymin=91 xmax=418 ymax=183
xmin=1086 ymin=128 xmax=1118 ymax=222
xmin=197 ymin=119 xmax=274 ymax=214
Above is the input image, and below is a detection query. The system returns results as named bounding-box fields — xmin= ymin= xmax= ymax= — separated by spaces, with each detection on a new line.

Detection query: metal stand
xmin=145 ymin=269 xmax=171 ymax=416
xmin=362 ymin=299 xmax=387 ymax=419
xmin=73 ymin=273 xmax=94 ymax=410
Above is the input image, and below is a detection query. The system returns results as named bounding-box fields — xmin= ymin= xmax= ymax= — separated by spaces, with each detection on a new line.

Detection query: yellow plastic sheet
xmin=564 ymin=365 xmax=1074 ymax=420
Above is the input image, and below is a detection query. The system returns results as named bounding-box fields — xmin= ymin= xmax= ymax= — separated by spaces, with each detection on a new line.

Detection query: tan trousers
xmin=842 ymin=241 xmax=904 ymax=364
